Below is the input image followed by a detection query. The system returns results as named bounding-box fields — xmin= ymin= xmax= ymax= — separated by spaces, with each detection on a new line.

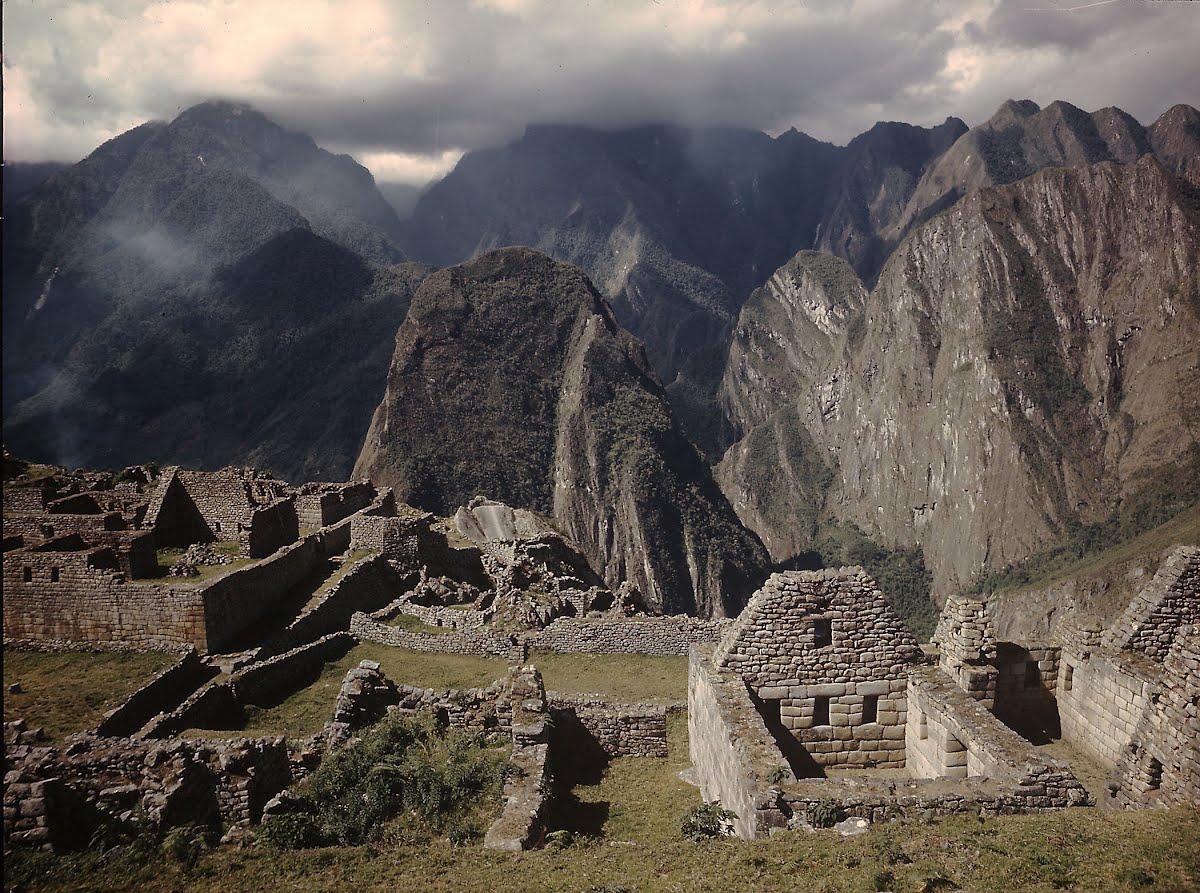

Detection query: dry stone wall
xmin=3 ymin=546 xmax=207 ymax=649
xmin=294 ymin=482 xmax=376 ymax=530
xmin=350 ymin=611 xmax=520 ymax=658
xmin=688 ymin=645 xmax=790 ymax=839
xmin=713 ymin=569 xmax=920 ymax=769
xmin=260 ymin=554 xmax=401 ymax=657
xmin=546 ymin=693 xmax=670 ymax=758
xmin=4 ymin=735 xmax=291 ymax=851
xmin=238 ymin=496 xmax=299 ymax=559
xmin=1103 ymin=545 xmax=1200 ymax=661
xmin=1057 ymin=638 xmax=1156 ymax=771
xmin=92 ymin=650 xmax=218 ymax=738
xmin=529 ymin=616 xmax=728 ymax=655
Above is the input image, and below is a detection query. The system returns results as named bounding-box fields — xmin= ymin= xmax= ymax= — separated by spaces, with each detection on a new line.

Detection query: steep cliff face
xmin=715 ymin=251 xmax=865 ymax=560
xmin=355 ymin=247 xmax=767 ymax=616
xmin=719 ymin=156 xmax=1200 ymax=597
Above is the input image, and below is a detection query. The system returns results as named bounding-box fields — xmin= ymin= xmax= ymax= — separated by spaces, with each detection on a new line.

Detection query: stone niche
xmin=713 ymin=568 xmax=922 ymax=771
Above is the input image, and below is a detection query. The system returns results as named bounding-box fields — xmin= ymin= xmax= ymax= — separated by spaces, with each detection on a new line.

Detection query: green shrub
xmin=290 ymin=711 xmax=511 ymax=846
xmin=162 ymin=824 xmax=216 ymax=872
xmin=809 ymin=799 xmax=848 ymax=829
xmin=681 ymin=801 xmax=738 ymax=841
xmin=260 ymin=813 xmax=324 ymax=850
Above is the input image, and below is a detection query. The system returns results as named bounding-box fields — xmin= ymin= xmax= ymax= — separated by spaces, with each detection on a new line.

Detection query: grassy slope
xmin=3 ymin=651 xmax=177 ymax=740
xmin=186 ymin=647 xmax=689 ymax=739
xmin=533 ymin=652 xmax=688 ymax=702
xmin=8 ymin=724 xmax=1198 ymax=893
xmin=992 ymin=501 xmax=1200 ymax=594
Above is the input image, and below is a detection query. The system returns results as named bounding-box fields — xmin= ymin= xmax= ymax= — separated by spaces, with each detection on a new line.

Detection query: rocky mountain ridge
xmin=355 ymin=248 xmax=767 ymax=617
xmin=719 ymin=154 xmax=1200 ymax=599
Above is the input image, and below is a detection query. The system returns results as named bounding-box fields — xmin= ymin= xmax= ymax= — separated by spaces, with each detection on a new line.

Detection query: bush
xmin=681 ymin=801 xmax=738 ymax=841
xmin=809 ymin=799 xmax=848 ymax=829
xmin=286 ymin=712 xmax=512 ymax=846
xmin=260 ymin=813 xmax=324 ymax=850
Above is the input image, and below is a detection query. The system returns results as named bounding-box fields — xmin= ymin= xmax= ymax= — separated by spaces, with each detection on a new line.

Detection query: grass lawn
xmin=551 ymin=712 xmax=700 ymax=843
xmin=3 ymin=650 xmax=177 ymax=740
xmin=532 ymin=651 xmax=688 ymax=702
xmin=7 ymin=799 xmax=1197 ymax=892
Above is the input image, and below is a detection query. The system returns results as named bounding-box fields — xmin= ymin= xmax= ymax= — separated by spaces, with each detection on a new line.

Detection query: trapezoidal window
xmin=22 ymin=567 xmax=33 ymax=582
xmin=1063 ymin=664 xmax=1075 ymax=692
xmin=50 ymin=567 xmax=60 ymax=583
xmin=863 ymin=695 xmax=879 ymax=724
xmin=812 ymin=618 xmax=832 ymax=648
xmin=812 ymin=696 xmax=831 ymax=727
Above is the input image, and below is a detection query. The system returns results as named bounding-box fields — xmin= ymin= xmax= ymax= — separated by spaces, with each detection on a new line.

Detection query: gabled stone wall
xmin=1103 ymin=545 xmax=1200 ymax=661
xmin=713 ymin=568 xmax=921 ymax=769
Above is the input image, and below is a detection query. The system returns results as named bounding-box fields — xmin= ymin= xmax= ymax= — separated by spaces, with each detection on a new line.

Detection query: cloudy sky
xmin=4 ymin=0 xmax=1197 ymax=185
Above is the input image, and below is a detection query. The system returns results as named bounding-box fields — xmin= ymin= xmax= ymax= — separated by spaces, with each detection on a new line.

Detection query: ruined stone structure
xmin=713 ymin=569 xmax=921 ymax=770
xmin=689 ymin=567 xmax=1095 ymax=839
xmin=4 ymin=732 xmax=291 ymax=851
xmin=144 ymin=467 xmax=299 ymax=558
xmin=294 ymin=481 xmax=377 ymax=531
xmin=688 ymin=548 xmax=1197 ymax=839
xmin=1057 ymin=545 xmax=1199 ymax=809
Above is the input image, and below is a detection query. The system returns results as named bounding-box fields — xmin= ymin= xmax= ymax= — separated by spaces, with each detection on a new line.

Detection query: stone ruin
xmin=5 ymin=457 xmax=1195 ymax=852
xmin=688 ymin=547 xmax=1199 ymax=838
xmin=3 ymin=467 xmax=719 ymax=852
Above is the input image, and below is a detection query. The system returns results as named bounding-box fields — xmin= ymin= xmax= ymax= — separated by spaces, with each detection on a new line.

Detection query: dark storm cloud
xmin=4 ymin=0 xmax=1197 ymax=184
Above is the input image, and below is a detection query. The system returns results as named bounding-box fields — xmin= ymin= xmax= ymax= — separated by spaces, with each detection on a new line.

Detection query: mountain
xmin=814 ymin=117 xmax=967 ymax=285
xmin=403 ymin=124 xmax=842 ymax=391
xmin=718 ymin=154 xmax=1200 ymax=600
xmin=354 ymin=247 xmax=768 ymax=616
xmin=2 ymin=161 xmax=70 ymax=211
xmin=884 ymin=100 xmax=1158 ymax=248
xmin=1149 ymin=103 xmax=1200 ymax=186
xmin=3 ymin=102 xmax=422 ymax=481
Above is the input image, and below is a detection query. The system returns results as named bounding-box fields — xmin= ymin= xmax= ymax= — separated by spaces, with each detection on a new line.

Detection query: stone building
xmin=1057 ymin=545 xmax=1199 ymax=808
xmin=144 ymin=467 xmax=297 ymax=558
xmin=712 ymin=568 xmax=922 ymax=770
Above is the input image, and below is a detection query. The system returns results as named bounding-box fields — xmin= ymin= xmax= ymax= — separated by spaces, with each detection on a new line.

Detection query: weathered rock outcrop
xmin=719 ymin=155 xmax=1200 ymax=598
xmin=887 ymin=100 xmax=1157 ymax=247
xmin=355 ymin=247 xmax=767 ymax=616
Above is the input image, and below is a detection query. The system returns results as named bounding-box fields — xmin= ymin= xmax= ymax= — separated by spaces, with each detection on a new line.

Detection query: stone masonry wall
xmin=92 ymin=650 xmax=218 ymax=738
xmin=4 ymin=735 xmax=291 ymax=851
xmin=199 ymin=533 xmax=327 ymax=652
xmin=259 ymin=554 xmax=401 ymax=657
xmin=3 ymin=547 xmax=207 ymax=649
xmin=294 ymin=482 xmax=376 ymax=530
xmin=350 ymin=611 xmax=520 ymax=658
xmin=238 ymin=496 xmax=299 ymax=559
xmin=546 ymin=693 xmax=669 ymax=758
xmin=688 ymin=645 xmax=790 ymax=839
xmin=1107 ymin=625 xmax=1200 ymax=808
xmin=1103 ymin=545 xmax=1200 ymax=662
xmin=349 ymin=512 xmax=430 ymax=570
xmin=714 ymin=568 xmax=920 ymax=769
xmin=529 ymin=616 xmax=728 ymax=655
xmin=1057 ymin=643 xmax=1156 ymax=772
